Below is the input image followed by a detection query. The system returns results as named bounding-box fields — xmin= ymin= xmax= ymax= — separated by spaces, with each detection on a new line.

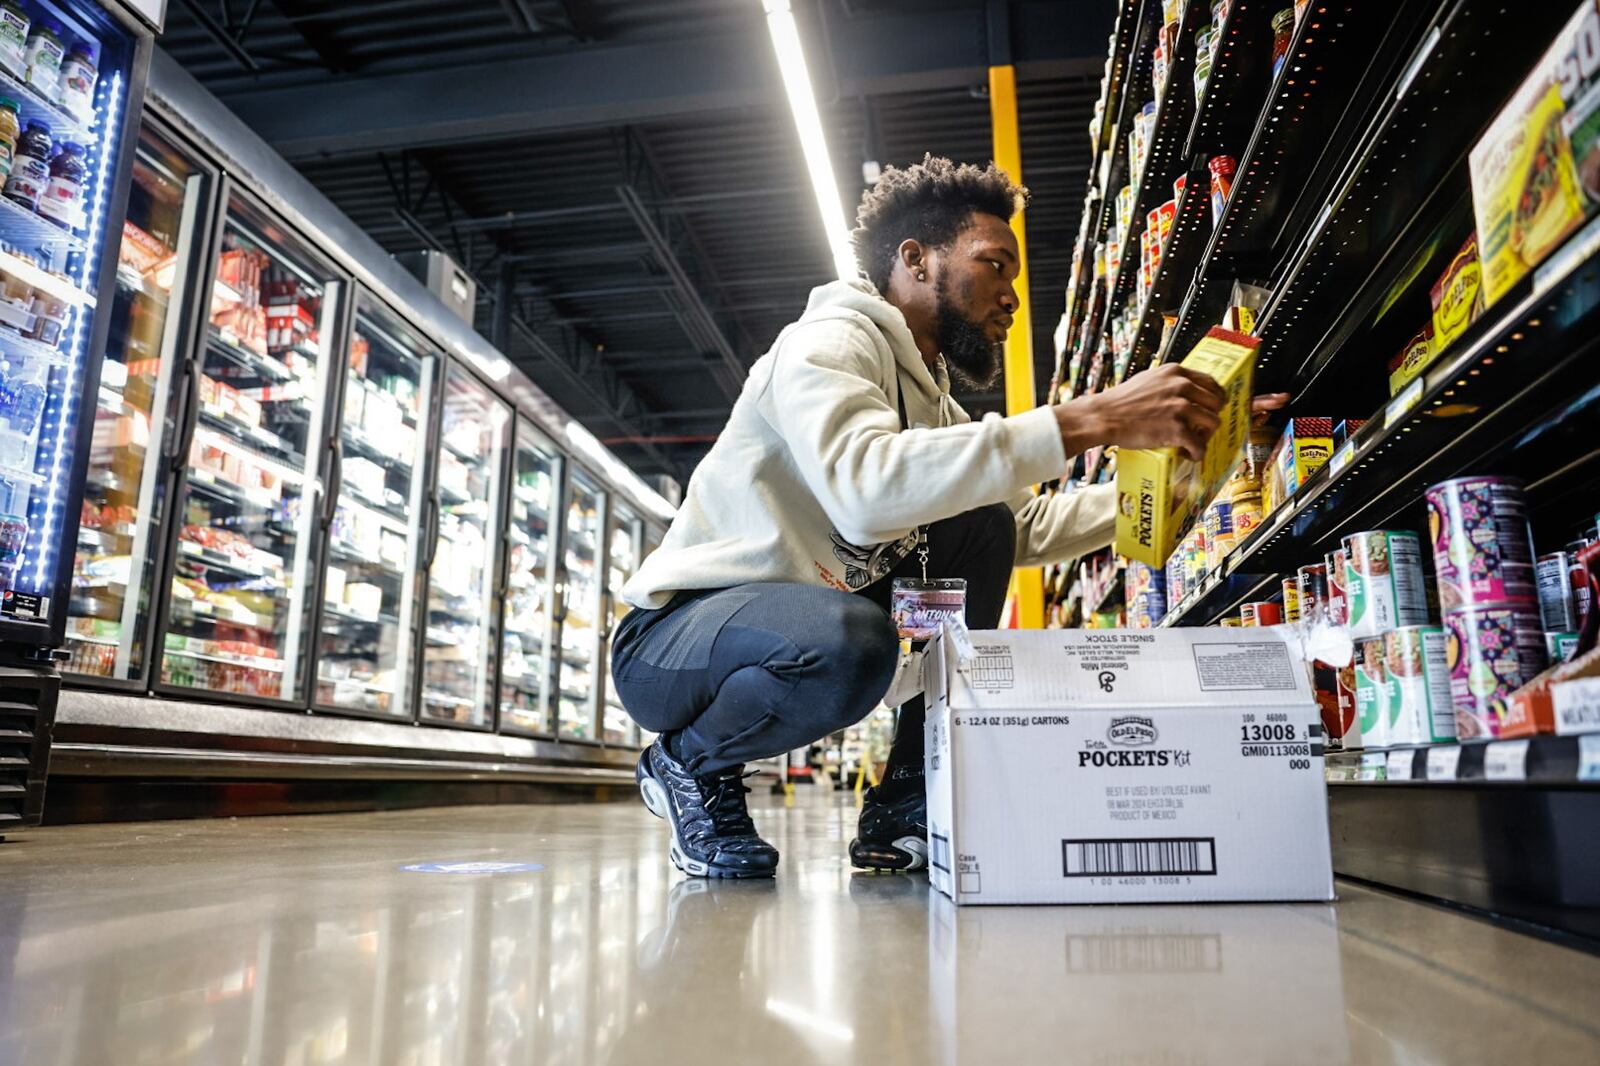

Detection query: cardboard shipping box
xmin=924 ymin=626 xmax=1334 ymax=905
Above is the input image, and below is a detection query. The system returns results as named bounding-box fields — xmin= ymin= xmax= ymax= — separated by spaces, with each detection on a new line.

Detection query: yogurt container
xmin=1424 ymin=476 xmax=1537 ymax=609
xmin=1342 ymin=530 xmax=1429 ymax=639
xmin=1444 ymin=606 xmax=1548 ymax=740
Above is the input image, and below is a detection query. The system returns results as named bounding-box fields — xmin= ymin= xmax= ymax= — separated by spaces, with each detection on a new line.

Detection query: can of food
xmin=1424 ymin=477 xmax=1537 ymax=610
xmin=1444 ymin=606 xmax=1548 ymax=740
xmin=1353 ymin=638 xmax=1394 ymax=748
xmin=1325 ymin=548 xmax=1349 ymax=626
xmin=1567 ymin=540 xmax=1593 ymax=623
xmin=1205 ymin=502 xmax=1233 ymax=570
xmin=1545 ymin=630 xmax=1580 ymax=663
xmin=1281 ymin=577 xmax=1301 ymax=624
xmin=1332 ymin=660 xmax=1362 ymax=748
xmin=1297 ymin=563 xmax=1329 ymax=624
xmin=1312 ymin=661 xmax=1349 ymax=749
xmin=1342 ymin=530 xmax=1429 ymax=639
xmin=1221 ymin=616 xmax=1242 ymax=627
xmin=1384 ymin=625 xmax=1457 ymax=745
xmin=1243 ymin=600 xmax=1282 ymax=626
xmin=1239 ymin=602 xmax=1257 ymax=627
xmin=1537 ymin=551 xmax=1577 ymax=630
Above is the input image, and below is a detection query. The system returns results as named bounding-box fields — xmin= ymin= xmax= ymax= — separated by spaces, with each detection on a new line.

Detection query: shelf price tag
xmin=1385 ymin=377 xmax=1425 ymax=428
xmin=1329 ymin=441 xmax=1357 ymax=478
xmin=1385 ymin=749 xmax=1414 ymax=781
xmin=1484 ymin=739 xmax=1530 ymax=781
xmin=1578 ymin=735 xmax=1600 ymax=782
xmin=1426 ymin=744 xmax=1462 ymax=781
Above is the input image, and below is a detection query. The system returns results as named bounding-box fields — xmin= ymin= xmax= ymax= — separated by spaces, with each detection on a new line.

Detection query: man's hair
xmin=851 ymin=154 xmax=1029 ymax=294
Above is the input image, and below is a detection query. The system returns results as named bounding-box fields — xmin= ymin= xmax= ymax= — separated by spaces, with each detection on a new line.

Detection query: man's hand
xmin=1054 ymin=363 xmax=1226 ymax=462
xmin=1251 ymin=391 xmax=1292 ymax=425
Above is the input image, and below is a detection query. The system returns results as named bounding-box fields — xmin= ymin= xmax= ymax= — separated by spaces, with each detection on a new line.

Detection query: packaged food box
xmin=1262 ymin=417 xmax=1333 ymax=515
xmin=1470 ymin=2 xmax=1600 ymax=308
xmin=1429 ymin=235 xmax=1485 ymax=351
xmin=1387 ymin=325 xmax=1436 ymax=396
xmin=1114 ymin=327 xmax=1259 ymax=567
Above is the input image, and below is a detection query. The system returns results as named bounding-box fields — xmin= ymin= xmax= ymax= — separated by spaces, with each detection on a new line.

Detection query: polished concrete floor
xmin=1 ymin=791 xmax=1597 ymax=1066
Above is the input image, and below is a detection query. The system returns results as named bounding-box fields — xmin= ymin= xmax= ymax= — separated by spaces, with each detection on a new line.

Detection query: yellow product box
xmin=1115 ymin=327 xmax=1260 ymax=567
xmin=1262 ymin=417 xmax=1334 ymax=516
xmin=1470 ymin=64 xmax=1588 ymax=307
xmin=1387 ymin=325 xmax=1436 ymax=396
xmin=1430 ymin=236 xmax=1484 ymax=351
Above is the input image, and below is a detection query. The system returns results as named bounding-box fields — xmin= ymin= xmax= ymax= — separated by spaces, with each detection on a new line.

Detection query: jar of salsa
xmin=0 ymin=0 xmax=28 ymax=79
xmin=1271 ymin=8 xmax=1295 ymax=79
xmin=1207 ymin=154 xmax=1236 ymax=226
xmin=38 ymin=140 xmax=84 ymax=229
xmin=2 ymin=119 xmax=51 ymax=211
xmin=0 ymin=98 xmax=18 ymax=183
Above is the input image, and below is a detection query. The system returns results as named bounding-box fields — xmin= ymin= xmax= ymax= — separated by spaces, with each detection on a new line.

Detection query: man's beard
xmin=934 ymin=277 xmax=1004 ymax=389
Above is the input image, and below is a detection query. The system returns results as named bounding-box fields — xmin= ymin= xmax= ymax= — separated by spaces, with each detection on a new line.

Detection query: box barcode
xmin=1062 ymin=837 xmax=1217 ymax=877
xmin=930 ymin=832 xmax=952 ymax=873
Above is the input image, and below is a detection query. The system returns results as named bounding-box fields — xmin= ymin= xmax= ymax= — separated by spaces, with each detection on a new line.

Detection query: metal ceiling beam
xmin=218 ymin=1 xmax=1110 ymax=160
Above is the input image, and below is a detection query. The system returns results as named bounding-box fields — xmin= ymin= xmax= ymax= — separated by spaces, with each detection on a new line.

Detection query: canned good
xmin=1333 ymin=660 xmax=1362 ymax=748
xmin=1325 ymin=548 xmax=1349 ymax=626
xmin=1445 ymin=606 xmax=1548 ymax=740
xmin=1281 ymin=577 xmax=1301 ymax=624
xmin=1221 ymin=616 xmax=1241 ymax=627
xmin=1297 ymin=563 xmax=1329 ymax=624
xmin=1205 ymin=501 xmax=1234 ymax=570
xmin=1424 ymin=477 xmax=1537 ymax=610
xmin=1208 ymin=155 xmax=1236 ymax=226
xmin=1546 ymin=630 xmax=1580 ymax=663
xmin=1567 ymin=540 xmax=1593 ymax=623
xmin=1384 ymin=626 xmax=1457 ymax=745
xmin=1353 ymin=638 xmax=1395 ymax=749
xmin=1342 ymin=531 xmax=1428 ymax=639
xmin=1243 ymin=600 xmax=1282 ymax=626
xmin=1537 ymin=551 xmax=1577 ymax=630
xmin=1231 ymin=491 xmax=1263 ymax=540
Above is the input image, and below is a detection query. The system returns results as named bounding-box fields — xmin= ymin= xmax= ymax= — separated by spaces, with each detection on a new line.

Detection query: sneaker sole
xmin=639 ymin=766 xmax=775 ymax=880
xmin=849 ymin=835 xmax=928 ymax=872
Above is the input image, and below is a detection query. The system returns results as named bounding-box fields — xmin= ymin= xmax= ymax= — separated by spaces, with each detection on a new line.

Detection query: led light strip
xmin=33 ymin=71 xmax=123 ymax=588
xmin=761 ymin=0 xmax=857 ymax=282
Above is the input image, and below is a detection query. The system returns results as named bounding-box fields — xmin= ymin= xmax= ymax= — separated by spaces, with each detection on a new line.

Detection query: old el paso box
xmin=1114 ymin=328 xmax=1259 ymax=567
xmin=923 ymin=627 xmax=1334 ymax=905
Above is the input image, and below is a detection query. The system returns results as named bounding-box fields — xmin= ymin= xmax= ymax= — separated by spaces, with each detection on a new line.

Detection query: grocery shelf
xmin=0 ymin=246 xmax=93 ymax=306
xmin=342 ymin=425 xmax=412 ymax=472
xmin=1168 ymin=0 xmax=1439 ymax=362
xmin=1088 ymin=0 xmax=1146 ymax=183
xmin=328 ymin=540 xmax=403 ymax=574
xmin=206 ymin=330 xmax=298 ymax=384
xmin=1140 ymin=157 xmax=1210 ymax=361
xmin=198 ymin=402 xmax=299 ymax=466
xmin=164 ymin=647 xmax=286 ymax=673
xmin=187 ymin=468 xmax=277 ymax=510
xmin=0 ymin=194 xmax=87 ymax=252
xmin=1163 ymin=214 xmax=1600 ymax=625
xmin=0 ymin=325 xmax=68 ymax=365
xmin=1328 ymin=735 xmax=1600 ymax=785
xmin=1181 ymin=0 xmax=1275 ymax=162
xmin=0 ymin=67 xmax=97 ymax=144
xmin=322 ymin=603 xmax=398 ymax=628
xmin=1093 ymin=0 xmax=1161 ymax=247
xmin=1258 ymin=0 xmax=1585 ymax=398
xmin=176 ymin=539 xmax=283 ymax=582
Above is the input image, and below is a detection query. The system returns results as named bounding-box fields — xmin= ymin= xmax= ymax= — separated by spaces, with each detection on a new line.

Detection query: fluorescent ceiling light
xmin=762 ymin=0 xmax=858 ymax=282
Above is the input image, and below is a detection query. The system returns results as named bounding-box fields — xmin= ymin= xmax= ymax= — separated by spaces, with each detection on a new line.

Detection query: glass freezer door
xmin=64 ymin=124 xmax=206 ymax=680
xmin=159 ymin=201 xmax=340 ymax=703
xmin=601 ymin=504 xmax=641 ymax=746
xmin=315 ymin=296 xmax=437 ymax=718
xmin=420 ymin=364 xmax=508 ymax=728
xmin=557 ymin=469 xmax=604 ymax=740
xmin=498 ymin=420 xmax=559 ymax=736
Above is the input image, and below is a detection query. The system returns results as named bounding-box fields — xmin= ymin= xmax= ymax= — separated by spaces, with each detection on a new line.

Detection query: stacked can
xmin=1424 ymin=477 xmax=1547 ymax=741
xmin=1322 ymin=548 xmax=1360 ymax=746
xmin=1127 ymin=561 xmax=1168 ymax=628
xmin=1297 ymin=562 xmax=1351 ymax=747
xmin=1340 ymin=531 xmax=1431 ymax=747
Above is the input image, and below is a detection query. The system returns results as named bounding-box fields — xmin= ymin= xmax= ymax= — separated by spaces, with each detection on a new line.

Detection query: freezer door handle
xmin=170 ymin=365 xmax=203 ymax=474
xmin=421 ymin=495 xmax=440 ymax=569
xmin=322 ymin=445 xmax=343 ymax=528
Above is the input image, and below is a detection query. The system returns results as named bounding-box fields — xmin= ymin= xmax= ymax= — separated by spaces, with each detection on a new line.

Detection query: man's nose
xmin=1000 ymin=287 xmax=1018 ymax=313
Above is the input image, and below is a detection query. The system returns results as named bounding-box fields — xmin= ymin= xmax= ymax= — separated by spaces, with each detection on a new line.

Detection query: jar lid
xmin=0 ymin=98 xmax=17 ymax=112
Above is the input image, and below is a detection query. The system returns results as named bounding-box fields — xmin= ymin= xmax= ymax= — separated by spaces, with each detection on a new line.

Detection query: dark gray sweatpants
xmin=609 ymin=503 xmax=1016 ymax=776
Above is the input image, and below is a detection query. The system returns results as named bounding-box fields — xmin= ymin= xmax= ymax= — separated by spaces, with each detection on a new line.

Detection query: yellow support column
xmin=989 ymin=62 xmax=1045 ymax=629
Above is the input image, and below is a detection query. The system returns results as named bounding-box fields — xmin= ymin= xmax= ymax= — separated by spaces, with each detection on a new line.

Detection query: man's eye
xmin=990 ymin=260 xmax=1003 ymax=273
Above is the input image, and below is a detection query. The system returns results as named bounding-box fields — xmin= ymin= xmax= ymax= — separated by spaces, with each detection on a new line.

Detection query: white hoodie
xmin=622 ymin=280 xmax=1116 ymax=609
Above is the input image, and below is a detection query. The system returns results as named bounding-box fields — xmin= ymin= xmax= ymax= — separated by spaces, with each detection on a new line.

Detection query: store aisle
xmin=1 ymin=794 xmax=1596 ymax=1065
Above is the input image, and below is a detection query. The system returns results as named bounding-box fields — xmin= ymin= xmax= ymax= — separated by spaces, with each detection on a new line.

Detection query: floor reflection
xmin=0 ymin=798 xmax=1597 ymax=1065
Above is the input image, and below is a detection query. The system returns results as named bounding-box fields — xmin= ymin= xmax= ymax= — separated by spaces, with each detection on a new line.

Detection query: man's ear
xmin=898 ymin=239 xmax=928 ymax=281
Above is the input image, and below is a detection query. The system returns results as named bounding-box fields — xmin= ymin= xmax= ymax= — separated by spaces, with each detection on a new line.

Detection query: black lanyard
xmin=896 ymin=379 xmax=931 ymax=581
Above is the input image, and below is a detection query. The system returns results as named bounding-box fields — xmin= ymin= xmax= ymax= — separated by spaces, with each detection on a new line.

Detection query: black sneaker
xmin=849 ymin=784 xmax=928 ymax=871
xmin=636 ymin=737 xmax=779 ymax=879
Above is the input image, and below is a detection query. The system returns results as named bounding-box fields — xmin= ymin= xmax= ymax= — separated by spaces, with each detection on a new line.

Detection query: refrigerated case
xmin=556 ymin=469 xmax=604 ymax=740
xmin=600 ymin=503 xmax=641 ymax=745
xmin=314 ymin=293 xmax=437 ymax=719
xmin=419 ymin=364 xmax=508 ymax=729
xmin=155 ymin=193 xmax=341 ymax=705
xmin=65 ymin=119 xmax=209 ymax=681
xmin=0 ymin=1 xmax=149 ymax=656
xmin=498 ymin=419 xmax=560 ymax=736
